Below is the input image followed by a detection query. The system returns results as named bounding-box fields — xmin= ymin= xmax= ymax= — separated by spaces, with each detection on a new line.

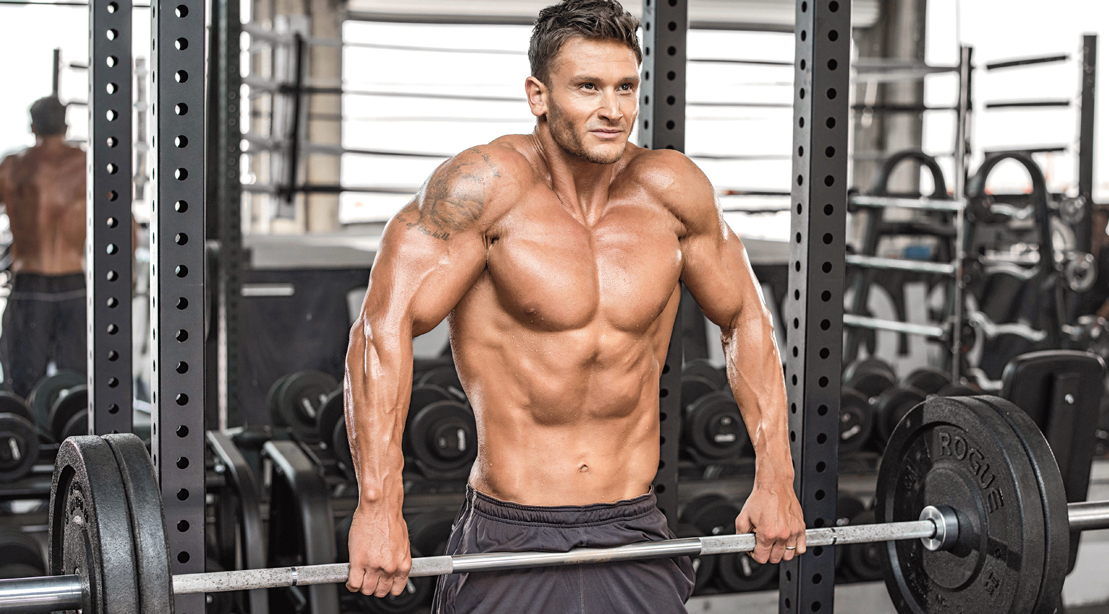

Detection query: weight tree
xmin=86 ymin=2 xmax=854 ymax=614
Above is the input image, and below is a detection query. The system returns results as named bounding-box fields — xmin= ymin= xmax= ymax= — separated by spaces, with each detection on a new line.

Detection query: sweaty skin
xmin=344 ymin=37 xmax=807 ymax=599
xmin=0 ymin=135 xmax=86 ymax=275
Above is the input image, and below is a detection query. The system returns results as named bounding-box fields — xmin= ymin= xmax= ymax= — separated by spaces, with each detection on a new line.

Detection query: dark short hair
xmin=530 ymin=0 xmax=642 ymax=86
xmin=30 ymin=96 xmax=68 ymax=136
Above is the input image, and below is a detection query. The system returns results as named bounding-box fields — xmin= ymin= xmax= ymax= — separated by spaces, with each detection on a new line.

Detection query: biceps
xmin=360 ymin=216 xmax=486 ymax=337
xmin=681 ymin=231 xmax=767 ymax=328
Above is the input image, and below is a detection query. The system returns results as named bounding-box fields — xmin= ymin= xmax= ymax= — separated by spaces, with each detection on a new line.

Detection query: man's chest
xmin=484 ymin=196 xmax=683 ymax=332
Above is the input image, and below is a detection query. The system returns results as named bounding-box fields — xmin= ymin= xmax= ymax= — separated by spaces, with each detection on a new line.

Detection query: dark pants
xmin=432 ymin=486 xmax=695 ymax=614
xmin=0 ymin=273 xmax=87 ymax=398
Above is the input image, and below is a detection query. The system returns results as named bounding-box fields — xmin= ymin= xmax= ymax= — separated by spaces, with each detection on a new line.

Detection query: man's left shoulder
xmin=624 ymin=148 xmax=714 ymax=213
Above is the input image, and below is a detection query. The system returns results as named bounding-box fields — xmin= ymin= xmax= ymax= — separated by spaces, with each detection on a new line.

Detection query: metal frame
xmin=1076 ymin=35 xmax=1097 ymax=254
xmin=639 ymin=0 xmax=688 ymax=530
xmin=88 ymin=0 xmax=134 ymax=434
xmin=208 ymin=0 xmax=246 ymax=428
xmin=780 ymin=0 xmax=850 ymax=612
xmin=150 ymin=0 xmax=207 ymax=606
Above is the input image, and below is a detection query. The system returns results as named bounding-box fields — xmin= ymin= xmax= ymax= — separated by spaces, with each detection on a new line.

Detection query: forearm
xmin=345 ymin=315 xmax=414 ymax=509
xmin=721 ymin=312 xmax=793 ymax=483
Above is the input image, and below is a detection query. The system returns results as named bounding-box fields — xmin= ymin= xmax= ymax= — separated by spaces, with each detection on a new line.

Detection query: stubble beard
xmin=547 ymin=100 xmax=625 ymax=165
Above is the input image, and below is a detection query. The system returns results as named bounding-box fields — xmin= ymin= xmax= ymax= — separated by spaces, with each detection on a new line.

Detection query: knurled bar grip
xmin=170 ymin=516 xmax=941 ymax=595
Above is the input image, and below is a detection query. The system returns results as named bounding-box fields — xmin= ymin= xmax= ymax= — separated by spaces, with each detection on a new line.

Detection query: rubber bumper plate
xmin=875 ymin=396 xmax=1050 ymax=614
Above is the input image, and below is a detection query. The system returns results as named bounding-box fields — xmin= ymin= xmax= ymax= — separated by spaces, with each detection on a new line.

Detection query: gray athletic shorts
xmin=431 ymin=486 xmax=695 ymax=614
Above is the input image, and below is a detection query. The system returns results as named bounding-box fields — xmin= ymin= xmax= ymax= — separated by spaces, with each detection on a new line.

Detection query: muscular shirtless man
xmin=0 ymin=96 xmax=87 ymax=398
xmin=344 ymin=1 xmax=806 ymax=611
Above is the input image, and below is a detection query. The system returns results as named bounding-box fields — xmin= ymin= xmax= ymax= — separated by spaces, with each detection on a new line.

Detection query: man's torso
xmin=0 ymin=144 xmax=86 ymax=275
xmin=448 ymin=135 xmax=692 ymax=506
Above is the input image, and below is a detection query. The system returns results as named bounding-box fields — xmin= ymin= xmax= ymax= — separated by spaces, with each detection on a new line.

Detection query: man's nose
xmin=598 ymin=90 xmax=622 ymax=121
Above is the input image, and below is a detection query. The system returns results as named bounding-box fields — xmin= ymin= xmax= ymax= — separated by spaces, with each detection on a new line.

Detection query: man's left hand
xmin=735 ymin=478 xmax=807 ymax=564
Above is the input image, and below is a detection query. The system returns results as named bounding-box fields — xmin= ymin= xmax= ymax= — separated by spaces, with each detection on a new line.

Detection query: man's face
xmin=540 ymin=37 xmax=640 ymax=165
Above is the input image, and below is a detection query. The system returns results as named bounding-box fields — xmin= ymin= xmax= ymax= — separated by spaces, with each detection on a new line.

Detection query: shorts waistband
xmin=465 ymin=485 xmax=658 ymax=527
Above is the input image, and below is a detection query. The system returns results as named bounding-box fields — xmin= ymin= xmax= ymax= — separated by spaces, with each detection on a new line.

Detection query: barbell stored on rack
xmin=0 ymin=395 xmax=1107 ymax=614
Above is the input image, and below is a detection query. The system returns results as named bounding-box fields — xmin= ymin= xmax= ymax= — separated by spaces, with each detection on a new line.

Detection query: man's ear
xmin=525 ymin=76 xmax=548 ymax=118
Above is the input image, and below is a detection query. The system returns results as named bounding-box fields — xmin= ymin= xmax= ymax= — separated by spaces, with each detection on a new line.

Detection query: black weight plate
xmin=677 ymin=523 xmax=717 ymax=595
xmin=407 ymin=510 xmax=455 ymax=558
xmin=0 ymin=528 xmax=45 ymax=575
xmin=417 ymin=367 xmax=467 ymax=402
xmin=277 ymin=370 xmax=339 ymax=441
xmin=407 ymin=400 xmax=477 ymax=473
xmin=49 ymin=385 xmax=87 ymax=442
xmin=902 ymin=367 xmax=951 ymax=396
xmin=683 ymin=392 xmax=748 ymax=462
xmin=332 ymin=417 xmax=355 ymax=482
xmin=316 ymin=388 xmax=345 ymax=446
xmin=844 ymin=358 xmax=896 ymax=385
xmin=842 ymin=510 xmax=883 ymax=582
xmin=103 ymin=433 xmax=173 ymax=614
xmin=59 ymin=410 xmax=89 ymax=443
xmin=717 ymin=550 xmax=778 ymax=593
xmin=847 ymin=368 xmax=898 ymax=400
xmin=410 ymin=384 xmax=452 ymax=412
xmin=681 ymin=375 xmax=718 ymax=411
xmin=834 ymin=496 xmax=866 ymax=528
xmin=839 ymin=388 xmax=874 ymax=456
xmin=50 ymin=435 xmax=140 ymax=614
xmin=680 ymin=493 xmax=736 ymax=535
xmin=0 ymin=413 xmax=40 ymax=482
xmin=968 ymin=396 xmax=1070 ymax=614
xmin=874 ymin=385 xmax=926 ymax=443
xmin=0 ymin=391 xmax=34 ymax=424
xmin=28 ymin=370 xmax=84 ymax=430
xmin=682 ymin=359 xmax=728 ymax=391
xmin=876 ymin=396 xmax=1047 ymax=614
xmin=265 ymin=373 xmax=293 ymax=427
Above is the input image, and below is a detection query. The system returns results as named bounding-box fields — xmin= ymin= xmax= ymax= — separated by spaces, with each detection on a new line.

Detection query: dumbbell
xmin=842 ymin=358 xmax=897 ymax=400
xmin=0 ymin=391 xmax=41 ymax=482
xmin=0 ymin=528 xmax=45 ymax=579
xmin=27 ymin=370 xmax=83 ymax=432
xmin=416 ymin=366 xmax=467 ymax=403
xmin=901 ymin=366 xmax=951 ymax=396
xmin=27 ymin=370 xmax=88 ymax=443
xmin=871 ymin=385 xmax=926 ymax=446
xmin=681 ymin=390 xmax=749 ymax=464
xmin=336 ymin=514 xmax=434 ymax=614
xmin=405 ymin=384 xmax=477 ymax=479
xmin=681 ymin=358 xmax=728 ymax=391
xmin=315 ymin=388 xmax=352 ymax=480
xmin=266 ymin=370 xmax=339 ymax=442
xmin=681 ymin=494 xmax=777 ymax=593
xmin=675 ymin=524 xmax=717 ymax=595
xmin=837 ymin=389 xmax=874 ymax=456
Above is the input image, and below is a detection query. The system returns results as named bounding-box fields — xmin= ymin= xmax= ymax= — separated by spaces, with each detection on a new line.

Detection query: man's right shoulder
xmin=412 ymin=141 xmax=532 ymax=231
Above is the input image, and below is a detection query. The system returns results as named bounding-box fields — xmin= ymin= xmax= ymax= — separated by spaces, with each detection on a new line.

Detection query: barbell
xmin=0 ymin=394 xmax=1107 ymax=614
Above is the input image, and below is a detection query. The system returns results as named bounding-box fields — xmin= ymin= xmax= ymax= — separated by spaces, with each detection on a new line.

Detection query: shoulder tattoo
xmin=406 ymin=148 xmax=502 ymax=241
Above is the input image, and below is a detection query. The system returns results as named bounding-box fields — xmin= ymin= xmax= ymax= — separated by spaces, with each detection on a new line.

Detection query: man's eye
xmin=582 ymin=83 xmax=595 ymax=90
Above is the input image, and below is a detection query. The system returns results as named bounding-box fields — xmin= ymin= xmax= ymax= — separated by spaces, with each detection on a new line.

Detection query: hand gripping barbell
xmin=0 ymin=395 xmax=1107 ymax=614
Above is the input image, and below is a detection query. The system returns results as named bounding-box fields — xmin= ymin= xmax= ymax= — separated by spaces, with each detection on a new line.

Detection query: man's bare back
xmin=0 ymin=137 xmax=86 ymax=275
xmin=344 ymin=20 xmax=804 ymax=605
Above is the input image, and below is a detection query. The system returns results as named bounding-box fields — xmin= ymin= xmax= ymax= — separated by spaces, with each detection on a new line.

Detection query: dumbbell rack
xmin=842 ymin=48 xmax=974 ymax=384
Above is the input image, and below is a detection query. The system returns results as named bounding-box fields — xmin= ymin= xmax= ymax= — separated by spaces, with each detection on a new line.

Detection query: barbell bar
xmin=1 ymin=500 xmax=1107 ymax=612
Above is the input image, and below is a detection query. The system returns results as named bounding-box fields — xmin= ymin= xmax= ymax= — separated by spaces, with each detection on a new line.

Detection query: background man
xmin=0 ymin=96 xmax=87 ymax=397
xmin=343 ymin=1 xmax=807 ymax=611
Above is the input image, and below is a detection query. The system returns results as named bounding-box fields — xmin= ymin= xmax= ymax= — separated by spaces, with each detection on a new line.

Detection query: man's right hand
xmin=346 ymin=504 xmax=412 ymax=598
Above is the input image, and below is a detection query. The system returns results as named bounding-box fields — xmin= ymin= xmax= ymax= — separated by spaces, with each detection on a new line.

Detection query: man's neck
xmin=33 ymin=135 xmax=67 ymax=148
xmin=531 ymin=123 xmax=622 ymax=223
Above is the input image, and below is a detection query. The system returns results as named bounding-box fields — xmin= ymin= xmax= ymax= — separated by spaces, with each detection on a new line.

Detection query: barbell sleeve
xmin=0 ymin=574 xmax=83 ymax=613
